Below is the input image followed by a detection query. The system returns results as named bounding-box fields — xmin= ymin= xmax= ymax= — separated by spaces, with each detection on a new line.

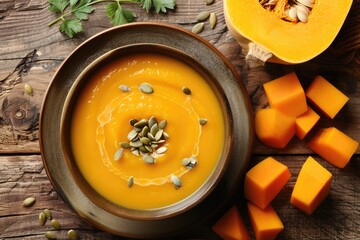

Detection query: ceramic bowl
xmin=40 ymin=22 xmax=253 ymax=238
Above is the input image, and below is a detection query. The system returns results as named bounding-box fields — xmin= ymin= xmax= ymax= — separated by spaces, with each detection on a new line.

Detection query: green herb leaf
xmin=140 ymin=0 xmax=152 ymax=12
xmin=72 ymin=0 xmax=95 ymax=20
xmin=48 ymin=0 xmax=70 ymax=13
xmin=140 ymin=0 xmax=175 ymax=13
xmin=59 ymin=19 xmax=83 ymax=38
xmin=70 ymin=0 xmax=79 ymax=6
xmin=106 ymin=2 xmax=137 ymax=25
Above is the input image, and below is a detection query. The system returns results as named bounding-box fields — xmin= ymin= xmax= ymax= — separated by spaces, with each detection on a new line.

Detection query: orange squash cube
xmin=247 ymin=202 xmax=284 ymax=240
xmin=305 ymin=75 xmax=349 ymax=119
xmin=290 ymin=156 xmax=332 ymax=215
xmin=295 ymin=106 xmax=320 ymax=140
xmin=212 ymin=206 xmax=251 ymax=240
xmin=307 ymin=127 xmax=359 ymax=168
xmin=255 ymin=108 xmax=296 ymax=148
xmin=263 ymin=72 xmax=307 ymax=117
xmin=244 ymin=157 xmax=291 ymax=209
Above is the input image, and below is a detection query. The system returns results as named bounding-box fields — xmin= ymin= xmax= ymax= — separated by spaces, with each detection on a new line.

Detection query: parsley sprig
xmin=48 ymin=0 xmax=176 ymax=38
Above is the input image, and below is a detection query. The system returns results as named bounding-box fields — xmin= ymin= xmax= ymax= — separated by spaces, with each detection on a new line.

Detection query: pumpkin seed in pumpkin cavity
xmin=67 ymin=230 xmax=78 ymax=240
xmin=22 ymin=197 xmax=36 ymax=207
xmin=182 ymin=87 xmax=191 ymax=95
xmin=139 ymin=83 xmax=154 ymax=94
xmin=39 ymin=212 xmax=46 ymax=226
xmin=192 ymin=22 xmax=204 ymax=34
xmin=119 ymin=85 xmax=130 ymax=92
xmin=45 ymin=231 xmax=57 ymax=240
xmin=196 ymin=11 xmax=210 ymax=21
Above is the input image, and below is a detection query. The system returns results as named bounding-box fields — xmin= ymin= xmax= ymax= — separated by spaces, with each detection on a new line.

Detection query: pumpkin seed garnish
xmin=156 ymin=146 xmax=167 ymax=154
xmin=45 ymin=231 xmax=57 ymax=240
xmin=51 ymin=219 xmax=61 ymax=230
xmin=196 ymin=11 xmax=210 ymax=21
xmin=39 ymin=212 xmax=47 ymax=226
xmin=43 ymin=208 xmax=52 ymax=219
xmin=120 ymin=142 xmax=130 ymax=149
xmin=139 ymin=83 xmax=154 ymax=94
xmin=24 ymin=83 xmax=34 ymax=96
xmin=182 ymin=87 xmax=192 ymax=95
xmin=129 ymin=119 xmax=138 ymax=126
xmin=119 ymin=85 xmax=131 ymax=92
xmin=143 ymin=154 xmax=155 ymax=164
xmin=171 ymin=175 xmax=182 ymax=189
xmin=192 ymin=22 xmax=204 ymax=34
xmin=199 ymin=118 xmax=208 ymax=125
xmin=209 ymin=12 xmax=217 ymax=29
xmin=158 ymin=120 xmax=167 ymax=129
xmin=182 ymin=156 xmax=198 ymax=169
xmin=22 ymin=197 xmax=36 ymax=207
xmin=67 ymin=229 xmax=78 ymax=240
xmin=128 ymin=176 xmax=134 ymax=188
xmin=150 ymin=123 xmax=159 ymax=136
xmin=114 ymin=148 xmax=124 ymax=161
xmin=155 ymin=129 xmax=163 ymax=141
xmin=127 ymin=129 xmax=138 ymax=141
xmin=148 ymin=116 xmax=158 ymax=128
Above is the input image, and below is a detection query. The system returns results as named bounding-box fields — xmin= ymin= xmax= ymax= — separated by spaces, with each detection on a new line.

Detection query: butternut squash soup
xmin=70 ymin=52 xmax=226 ymax=210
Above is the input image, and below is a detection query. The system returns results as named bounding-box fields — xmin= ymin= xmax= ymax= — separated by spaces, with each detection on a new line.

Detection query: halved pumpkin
xmin=224 ymin=0 xmax=353 ymax=64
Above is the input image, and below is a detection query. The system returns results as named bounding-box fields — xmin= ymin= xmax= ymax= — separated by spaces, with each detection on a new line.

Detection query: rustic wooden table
xmin=0 ymin=0 xmax=359 ymax=239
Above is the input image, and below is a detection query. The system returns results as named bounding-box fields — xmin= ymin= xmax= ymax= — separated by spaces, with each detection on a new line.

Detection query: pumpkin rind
xmin=224 ymin=0 xmax=353 ymax=63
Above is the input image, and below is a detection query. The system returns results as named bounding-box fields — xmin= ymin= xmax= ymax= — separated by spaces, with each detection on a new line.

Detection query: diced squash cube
xmin=290 ymin=156 xmax=332 ymax=215
xmin=212 ymin=206 xmax=250 ymax=240
xmin=305 ymin=75 xmax=349 ymax=119
xmin=244 ymin=157 xmax=291 ymax=209
xmin=247 ymin=202 xmax=284 ymax=240
xmin=263 ymin=72 xmax=307 ymax=117
xmin=307 ymin=127 xmax=359 ymax=168
xmin=255 ymin=108 xmax=296 ymax=148
xmin=295 ymin=106 xmax=320 ymax=140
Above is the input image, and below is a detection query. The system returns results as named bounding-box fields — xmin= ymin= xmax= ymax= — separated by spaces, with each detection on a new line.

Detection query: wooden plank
xmin=1 ymin=155 xmax=359 ymax=239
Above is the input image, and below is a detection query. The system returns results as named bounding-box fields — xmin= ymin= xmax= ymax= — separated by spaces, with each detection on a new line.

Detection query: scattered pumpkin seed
xmin=119 ymin=85 xmax=130 ymax=92
xmin=127 ymin=130 xmax=138 ymax=141
xmin=148 ymin=116 xmax=158 ymax=129
xmin=192 ymin=22 xmax=204 ymax=34
xmin=44 ymin=208 xmax=52 ymax=219
xmin=182 ymin=86 xmax=192 ymax=95
xmin=131 ymin=149 xmax=140 ymax=156
xmin=141 ymin=126 xmax=149 ymax=137
xmin=39 ymin=212 xmax=46 ymax=226
xmin=150 ymin=123 xmax=159 ymax=136
xmin=67 ymin=229 xmax=78 ymax=240
xmin=114 ymin=148 xmax=123 ymax=161
xmin=134 ymin=119 xmax=148 ymax=128
xmin=128 ymin=176 xmax=134 ymax=188
xmin=205 ymin=0 xmax=214 ymax=5
xmin=199 ymin=118 xmax=208 ymax=125
xmin=145 ymin=145 xmax=153 ymax=153
xmin=163 ymin=132 xmax=170 ymax=140
xmin=51 ymin=219 xmax=61 ymax=230
xmin=44 ymin=231 xmax=57 ymax=240
xmin=140 ymin=137 xmax=151 ymax=145
xmin=155 ymin=129 xmax=163 ymax=141
xmin=171 ymin=175 xmax=182 ymax=189
xmin=22 ymin=197 xmax=36 ymax=207
xmin=196 ymin=11 xmax=210 ymax=21
xmin=120 ymin=142 xmax=130 ymax=149
xmin=182 ymin=156 xmax=198 ymax=169
xmin=143 ymin=155 xmax=155 ymax=164
xmin=129 ymin=119 xmax=138 ymax=126
xmin=209 ymin=12 xmax=217 ymax=29
xmin=24 ymin=83 xmax=34 ymax=96
xmin=139 ymin=83 xmax=154 ymax=94
xmin=158 ymin=120 xmax=167 ymax=129
xmin=130 ymin=140 xmax=143 ymax=148
xmin=156 ymin=146 xmax=167 ymax=154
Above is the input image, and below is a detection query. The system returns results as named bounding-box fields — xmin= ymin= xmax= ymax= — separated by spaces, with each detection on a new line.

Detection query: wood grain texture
xmin=0 ymin=0 xmax=359 ymax=239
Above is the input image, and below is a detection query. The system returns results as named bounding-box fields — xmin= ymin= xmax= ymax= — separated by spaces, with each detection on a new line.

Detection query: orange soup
xmin=70 ymin=52 xmax=225 ymax=210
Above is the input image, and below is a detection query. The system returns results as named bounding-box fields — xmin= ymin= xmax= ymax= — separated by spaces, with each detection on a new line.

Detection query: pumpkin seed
xmin=150 ymin=123 xmax=159 ymax=136
xmin=43 ymin=208 xmax=52 ymax=219
xmin=140 ymin=137 xmax=151 ymax=145
xmin=119 ymin=85 xmax=130 ymax=92
xmin=296 ymin=0 xmax=314 ymax=8
xmin=139 ymin=83 xmax=154 ymax=94
xmin=51 ymin=219 xmax=61 ymax=230
xmin=205 ymin=0 xmax=214 ymax=5
xmin=158 ymin=120 xmax=167 ymax=129
xmin=67 ymin=229 xmax=78 ymax=240
xmin=296 ymin=6 xmax=308 ymax=22
xmin=114 ymin=148 xmax=123 ymax=161
xmin=139 ymin=145 xmax=148 ymax=153
xmin=145 ymin=145 xmax=153 ymax=153
xmin=199 ymin=118 xmax=208 ymax=125
xmin=120 ymin=142 xmax=130 ymax=149
xmin=134 ymin=119 xmax=148 ymax=128
xmin=24 ymin=84 xmax=34 ymax=96
xmin=39 ymin=212 xmax=46 ymax=226
xmin=196 ymin=11 xmax=210 ymax=21
xmin=129 ymin=119 xmax=138 ymax=126
xmin=182 ymin=157 xmax=192 ymax=166
xmin=155 ymin=129 xmax=163 ymax=141
xmin=192 ymin=22 xmax=204 ymax=34
xmin=151 ymin=144 xmax=158 ymax=149
xmin=127 ymin=130 xmax=138 ymax=141
xmin=131 ymin=149 xmax=140 ymax=156
xmin=147 ymin=132 xmax=155 ymax=141
xmin=141 ymin=126 xmax=149 ymax=136
xmin=148 ymin=116 xmax=158 ymax=128
xmin=45 ymin=231 xmax=57 ymax=239
xmin=156 ymin=146 xmax=167 ymax=154
xmin=209 ymin=12 xmax=217 ymax=29
xmin=171 ymin=175 xmax=182 ymax=189
xmin=163 ymin=132 xmax=170 ymax=140
xmin=22 ymin=197 xmax=36 ymax=207
xmin=289 ymin=6 xmax=298 ymax=19
xmin=182 ymin=86 xmax=192 ymax=95
xmin=130 ymin=140 xmax=143 ymax=148
xmin=128 ymin=176 xmax=134 ymax=188
xmin=143 ymin=155 xmax=155 ymax=164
